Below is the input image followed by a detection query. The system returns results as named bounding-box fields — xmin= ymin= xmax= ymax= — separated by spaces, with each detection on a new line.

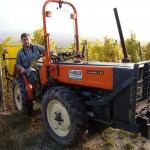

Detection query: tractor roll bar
xmin=43 ymin=0 xmax=79 ymax=65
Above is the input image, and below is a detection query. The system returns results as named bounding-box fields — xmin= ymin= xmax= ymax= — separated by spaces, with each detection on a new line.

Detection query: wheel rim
xmin=14 ymin=85 xmax=22 ymax=111
xmin=47 ymin=100 xmax=70 ymax=137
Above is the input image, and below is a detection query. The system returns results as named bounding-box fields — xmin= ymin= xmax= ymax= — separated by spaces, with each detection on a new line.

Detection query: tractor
xmin=1 ymin=0 xmax=150 ymax=146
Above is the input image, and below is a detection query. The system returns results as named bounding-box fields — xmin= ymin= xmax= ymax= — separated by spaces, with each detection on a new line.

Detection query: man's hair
xmin=21 ymin=33 xmax=30 ymax=39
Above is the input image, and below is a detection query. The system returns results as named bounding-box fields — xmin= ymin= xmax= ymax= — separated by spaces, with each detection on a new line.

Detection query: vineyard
xmin=0 ymin=28 xmax=150 ymax=149
xmin=1 ymin=28 xmax=150 ymax=63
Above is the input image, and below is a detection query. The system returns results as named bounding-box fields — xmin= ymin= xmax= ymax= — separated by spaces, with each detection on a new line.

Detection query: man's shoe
xmin=35 ymin=91 xmax=41 ymax=97
xmin=35 ymin=95 xmax=41 ymax=103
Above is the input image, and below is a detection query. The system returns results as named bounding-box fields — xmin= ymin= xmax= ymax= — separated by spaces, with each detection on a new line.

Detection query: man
xmin=16 ymin=33 xmax=45 ymax=97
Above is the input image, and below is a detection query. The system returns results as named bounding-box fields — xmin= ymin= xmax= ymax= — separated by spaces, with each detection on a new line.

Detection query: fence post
xmin=0 ymin=60 xmax=4 ymax=112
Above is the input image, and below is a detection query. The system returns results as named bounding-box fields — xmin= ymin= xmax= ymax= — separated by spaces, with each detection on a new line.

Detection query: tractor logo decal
xmin=87 ymin=70 xmax=104 ymax=75
xmin=69 ymin=70 xmax=82 ymax=80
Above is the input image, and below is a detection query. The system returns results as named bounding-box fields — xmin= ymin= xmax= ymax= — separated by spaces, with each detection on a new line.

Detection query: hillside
xmin=0 ymin=32 xmax=98 ymax=48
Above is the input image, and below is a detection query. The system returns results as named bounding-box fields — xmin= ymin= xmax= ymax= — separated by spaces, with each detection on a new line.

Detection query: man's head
xmin=21 ymin=33 xmax=31 ymax=48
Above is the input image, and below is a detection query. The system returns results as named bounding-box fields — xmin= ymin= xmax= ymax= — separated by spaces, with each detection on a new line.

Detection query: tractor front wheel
xmin=41 ymin=86 xmax=87 ymax=146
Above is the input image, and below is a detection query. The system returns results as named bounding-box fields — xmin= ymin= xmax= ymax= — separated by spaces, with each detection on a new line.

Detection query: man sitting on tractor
xmin=16 ymin=33 xmax=45 ymax=98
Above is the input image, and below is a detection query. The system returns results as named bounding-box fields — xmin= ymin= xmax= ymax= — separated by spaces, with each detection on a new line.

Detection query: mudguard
xmin=17 ymin=75 xmax=35 ymax=100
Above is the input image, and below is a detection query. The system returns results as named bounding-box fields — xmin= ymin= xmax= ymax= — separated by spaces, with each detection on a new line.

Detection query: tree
xmin=125 ymin=31 xmax=140 ymax=62
xmin=88 ymin=39 xmax=103 ymax=61
xmin=32 ymin=27 xmax=44 ymax=46
xmin=142 ymin=42 xmax=150 ymax=61
xmin=32 ymin=27 xmax=56 ymax=51
xmin=88 ymin=37 xmax=123 ymax=62
xmin=102 ymin=37 xmax=123 ymax=62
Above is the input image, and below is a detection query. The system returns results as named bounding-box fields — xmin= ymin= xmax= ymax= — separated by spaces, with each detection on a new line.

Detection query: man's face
xmin=22 ymin=36 xmax=31 ymax=48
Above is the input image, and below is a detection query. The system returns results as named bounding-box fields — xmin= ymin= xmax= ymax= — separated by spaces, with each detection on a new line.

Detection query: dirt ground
xmin=0 ymin=91 xmax=150 ymax=150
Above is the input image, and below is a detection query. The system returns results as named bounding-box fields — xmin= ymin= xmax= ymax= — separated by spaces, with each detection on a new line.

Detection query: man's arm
xmin=36 ymin=44 xmax=45 ymax=55
xmin=16 ymin=51 xmax=26 ymax=73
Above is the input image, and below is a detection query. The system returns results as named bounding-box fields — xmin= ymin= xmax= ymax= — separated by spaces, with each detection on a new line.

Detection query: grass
xmin=0 ymin=88 xmax=150 ymax=149
xmin=141 ymin=143 xmax=147 ymax=150
xmin=118 ymin=130 xmax=128 ymax=139
xmin=124 ymin=141 xmax=135 ymax=150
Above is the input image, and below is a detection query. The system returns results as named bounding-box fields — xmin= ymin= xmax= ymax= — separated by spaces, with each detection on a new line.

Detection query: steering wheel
xmin=36 ymin=55 xmax=44 ymax=63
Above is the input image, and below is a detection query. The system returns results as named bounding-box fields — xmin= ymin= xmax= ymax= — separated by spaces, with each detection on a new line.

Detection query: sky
xmin=0 ymin=0 xmax=150 ymax=42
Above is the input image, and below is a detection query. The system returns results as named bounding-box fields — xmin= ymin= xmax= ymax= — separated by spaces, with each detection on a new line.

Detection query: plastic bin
xmin=5 ymin=45 xmax=22 ymax=75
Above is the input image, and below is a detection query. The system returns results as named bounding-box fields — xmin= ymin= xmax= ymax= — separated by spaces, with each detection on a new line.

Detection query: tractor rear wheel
xmin=13 ymin=77 xmax=33 ymax=116
xmin=41 ymin=86 xmax=87 ymax=146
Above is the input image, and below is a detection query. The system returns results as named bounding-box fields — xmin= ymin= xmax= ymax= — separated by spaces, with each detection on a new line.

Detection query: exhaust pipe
xmin=114 ymin=8 xmax=131 ymax=63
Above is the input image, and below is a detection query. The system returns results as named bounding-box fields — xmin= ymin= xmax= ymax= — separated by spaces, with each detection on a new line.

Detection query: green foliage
xmin=88 ymin=37 xmax=123 ymax=62
xmin=129 ymin=132 xmax=140 ymax=139
xmin=66 ymin=43 xmax=76 ymax=51
xmin=118 ymin=130 xmax=128 ymax=139
xmin=31 ymin=27 xmax=56 ymax=51
xmin=1 ymin=37 xmax=15 ymax=46
xmin=142 ymin=42 xmax=150 ymax=60
xmin=104 ymin=138 xmax=116 ymax=148
xmin=0 ymin=44 xmax=3 ymax=59
xmin=88 ymin=39 xmax=103 ymax=61
xmin=0 ymin=37 xmax=18 ymax=70
xmin=141 ymin=144 xmax=146 ymax=150
xmin=125 ymin=31 xmax=140 ymax=62
xmin=103 ymin=37 xmax=123 ymax=62
xmin=0 ymin=30 xmax=150 ymax=63
xmin=32 ymin=27 xmax=44 ymax=46
xmin=124 ymin=141 xmax=135 ymax=150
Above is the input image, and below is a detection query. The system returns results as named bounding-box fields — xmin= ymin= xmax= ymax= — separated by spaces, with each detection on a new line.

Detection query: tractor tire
xmin=13 ymin=76 xmax=33 ymax=116
xmin=41 ymin=86 xmax=87 ymax=146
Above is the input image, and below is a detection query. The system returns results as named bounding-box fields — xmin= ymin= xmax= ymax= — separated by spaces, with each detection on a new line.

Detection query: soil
xmin=0 ymin=90 xmax=150 ymax=150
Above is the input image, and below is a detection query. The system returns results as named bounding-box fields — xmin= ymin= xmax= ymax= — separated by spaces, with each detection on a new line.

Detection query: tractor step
xmin=136 ymin=113 xmax=150 ymax=139
xmin=94 ymin=117 xmax=114 ymax=125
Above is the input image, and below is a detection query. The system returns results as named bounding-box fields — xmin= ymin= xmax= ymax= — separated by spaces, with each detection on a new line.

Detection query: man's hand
xmin=20 ymin=67 xmax=26 ymax=73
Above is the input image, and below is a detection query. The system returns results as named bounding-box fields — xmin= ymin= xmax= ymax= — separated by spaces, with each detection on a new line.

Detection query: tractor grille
xmin=136 ymin=63 xmax=150 ymax=102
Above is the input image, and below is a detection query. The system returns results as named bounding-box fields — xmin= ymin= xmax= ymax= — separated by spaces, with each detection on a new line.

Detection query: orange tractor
xmin=2 ymin=0 xmax=150 ymax=146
